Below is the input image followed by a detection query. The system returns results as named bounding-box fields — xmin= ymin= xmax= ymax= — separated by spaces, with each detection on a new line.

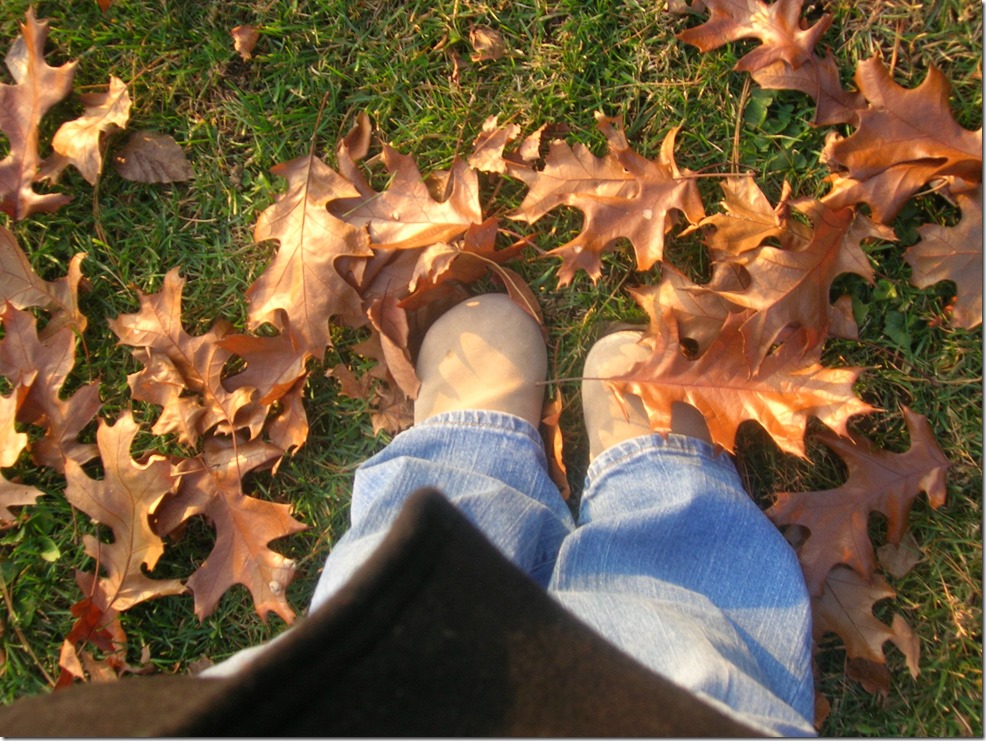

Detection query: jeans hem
xmin=586 ymin=432 xmax=733 ymax=484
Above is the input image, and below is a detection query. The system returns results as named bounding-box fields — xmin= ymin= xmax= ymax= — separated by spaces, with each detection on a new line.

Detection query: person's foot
xmin=414 ymin=294 xmax=547 ymax=426
xmin=582 ymin=330 xmax=712 ymax=461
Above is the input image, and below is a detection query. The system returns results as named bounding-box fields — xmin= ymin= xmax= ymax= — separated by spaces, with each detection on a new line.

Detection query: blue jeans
xmin=310 ymin=411 xmax=816 ymax=736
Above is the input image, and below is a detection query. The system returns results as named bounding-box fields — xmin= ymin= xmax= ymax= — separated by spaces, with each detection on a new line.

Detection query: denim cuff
xmin=586 ymin=432 xmax=735 ymax=485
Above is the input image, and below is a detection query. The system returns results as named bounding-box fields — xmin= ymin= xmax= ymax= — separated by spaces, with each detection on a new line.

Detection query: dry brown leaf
xmin=57 ymin=571 xmax=128 ymax=687
xmin=469 ymin=25 xmax=506 ymax=62
xmin=752 ymin=52 xmax=865 ymax=127
xmin=539 ymin=389 xmax=570 ymax=500
xmin=248 ymin=153 xmax=373 ymax=355
xmin=109 ymin=269 xmax=269 ymax=446
xmin=40 ymin=75 xmax=131 ymax=185
xmin=713 ymin=200 xmax=890 ymax=370
xmin=877 ymin=531 xmax=923 ymax=580
xmin=905 ymin=188 xmax=982 ymax=329
xmin=0 ymin=391 xmax=44 ymax=525
xmin=614 ymin=307 xmax=876 ymax=457
xmin=814 ymin=566 xmax=920 ymax=676
xmin=767 ymin=407 xmax=948 ymax=595
xmin=366 ymin=296 xmax=420 ymax=400
xmin=630 ymin=266 xmax=742 ymax=357
xmin=330 ymin=147 xmax=482 ymax=251
xmin=0 ymin=224 xmax=87 ymax=336
xmin=821 ymin=57 xmax=983 ymax=224
xmin=468 ymin=115 xmax=521 ymax=174
xmin=675 ymin=0 xmax=832 ymax=74
xmin=692 ymin=176 xmax=806 ymax=255
xmin=113 ymin=130 xmax=193 ymax=183
xmin=513 ymin=114 xmax=705 ymax=285
xmin=155 ymin=435 xmax=305 ymax=623
xmin=231 ymin=25 xmax=260 ymax=61
xmin=0 ymin=9 xmax=77 ymax=219
xmin=64 ymin=411 xmax=185 ymax=612
xmin=0 ymin=304 xmax=100 ymax=471
xmin=509 ymin=124 xmax=635 ymax=224
xmin=219 ymin=326 xmax=309 ymax=407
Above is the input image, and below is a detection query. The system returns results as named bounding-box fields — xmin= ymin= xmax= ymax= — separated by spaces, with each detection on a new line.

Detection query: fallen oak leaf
xmin=366 ymin=296 xmax=420 ymax=400
xmin=876 ymin=531 xmax=923 ymax=580
xmin=904 ymin=188 xmax=982 ymax=329
xmin=814 ymin=566 xmax=920 ymax=679
xmin=64 ymin=411 xmax=185 ymax=613
xmin=675 ymin=0 xmax=833 ymax=74
xmin=39 ymin=75 xmax=131 ymax=185
xmin=248 ymin=152 xmax=373 ymax=356
xmin=539 ymin=389 xmax=570 ymax=500
xmin=468 ymin=115 xmax=521 ymax=174
xmin=262 ymin=377 xmax=309 ymax=461
xmin=821 ymin=57 xmax=982 ymax=224
xmin=629 ymin=265 xmax=743 ymax=357
xmin=57 ymin=570 xmax=128 ymax=687
xmin=0 ymin=224 xmax=87 ymax=336
xmin=359 ymin=218 xmax=522 ymax=309
xmin=508 ymin=120 xmax=635 ymax=224
xmin=513 ymin=114 xmax=705 ymax=285
xmin=156 ymin=435 xmax=305 ymax=623
xmin=0 ymin=390 xmax=44 ymax=525
xmin=0 ymin=303 xmax=100 ymax=471
xmin=752 ymin=52 xmax=865 ymax=127
xmin=0 ymin=8 xmax=77 ymax=219
xmin=469 ymin=25 xmax=506 ymax=62
xmin=690 ymin=176 xmax=805 ymax=255
xmin=767 ymin=407 xmax=948 ymax=595
xmin=219 ymin=322 xmax=310 ymax=407
xmin=712 ymin=200 xmax=890 ymax=371
xmin=109 ymin=269 xmax=269 ymax=446
xmin=613 ymin=307 xmax=877 ymax=457
xmin=329 ymin=147 xmax=483 ymax=251
xmin=113 ymin=130 xmax=193 ymax=183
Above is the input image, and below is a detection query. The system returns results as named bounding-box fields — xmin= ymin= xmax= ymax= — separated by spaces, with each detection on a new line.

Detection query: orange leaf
xmin=713 ymin=200 xmax=890 ymax=370
xmin=0 ymin=9 xmax=77 ymax=219
xmin=752 ymin=52 xmax=865 ymax=127
xmin=767 ymin=408 xmax=948 ymax=595
xmin=39 ymin=75 xmax=131 ymax=185
xmin=905 ymin=188 xmax=982 ymax=329
xmin=513 ymin=114 xmax=704 ymax=285
xmin=813 ymin=566 xmax=920 ymax=676
xmin=64 ymin=412 xmax=185 ymax=612
xmin=330 ymin=148 xmax=483 ymax=251
xmin=156 ymin=435 xmax=305 ymax=623
xmin=249 ymin=153 xmax=372 ymax=355
xmin=821 ymin=57 xmax=982 ymax=224
xmin=231 ymin=25 xmax=259 ymax=61
xmin=675 ymin=0 xmax=832 ymax=74
xmin=0 ymin=390 xmax=43 ymax=525
xmin=613 ymin=307 xmax=876 ymax=457
xmin=0 ymin=304 xmax=100 ymax=471
xmin=109 ymin=269 xmax=269 ymax=447
xmin=0 ymin=224 xmax=87 ymax=337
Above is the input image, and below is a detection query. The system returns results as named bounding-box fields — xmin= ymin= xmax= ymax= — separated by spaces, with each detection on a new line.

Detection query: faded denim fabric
xmin=309 ymin=410 xmax=816 ymax=737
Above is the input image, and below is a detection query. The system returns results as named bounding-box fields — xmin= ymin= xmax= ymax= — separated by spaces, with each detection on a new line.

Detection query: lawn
xmin=0 ymin=0 xmax=981 ymax=735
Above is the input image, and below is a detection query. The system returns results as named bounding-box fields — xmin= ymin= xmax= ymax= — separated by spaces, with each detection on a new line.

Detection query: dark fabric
xmin=0 ymin=487 xmax=758 ymax=737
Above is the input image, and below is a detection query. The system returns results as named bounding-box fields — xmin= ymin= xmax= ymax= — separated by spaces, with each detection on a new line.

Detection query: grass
xmin=0 ymin=0 xmax=982 ymax=735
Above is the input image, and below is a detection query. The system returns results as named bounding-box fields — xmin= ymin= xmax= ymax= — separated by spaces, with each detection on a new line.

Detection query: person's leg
xmin=548 ymin=332 xmax=815 ymax=736
xmin=310 ymin=295 xmax=573 ymax=612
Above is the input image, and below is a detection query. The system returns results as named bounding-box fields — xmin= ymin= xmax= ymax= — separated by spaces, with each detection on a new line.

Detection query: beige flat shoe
xmin=582 ymin=331 xmax=712 ymax=461
xmin=414 ymin=294 xmax=547 ymax=426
